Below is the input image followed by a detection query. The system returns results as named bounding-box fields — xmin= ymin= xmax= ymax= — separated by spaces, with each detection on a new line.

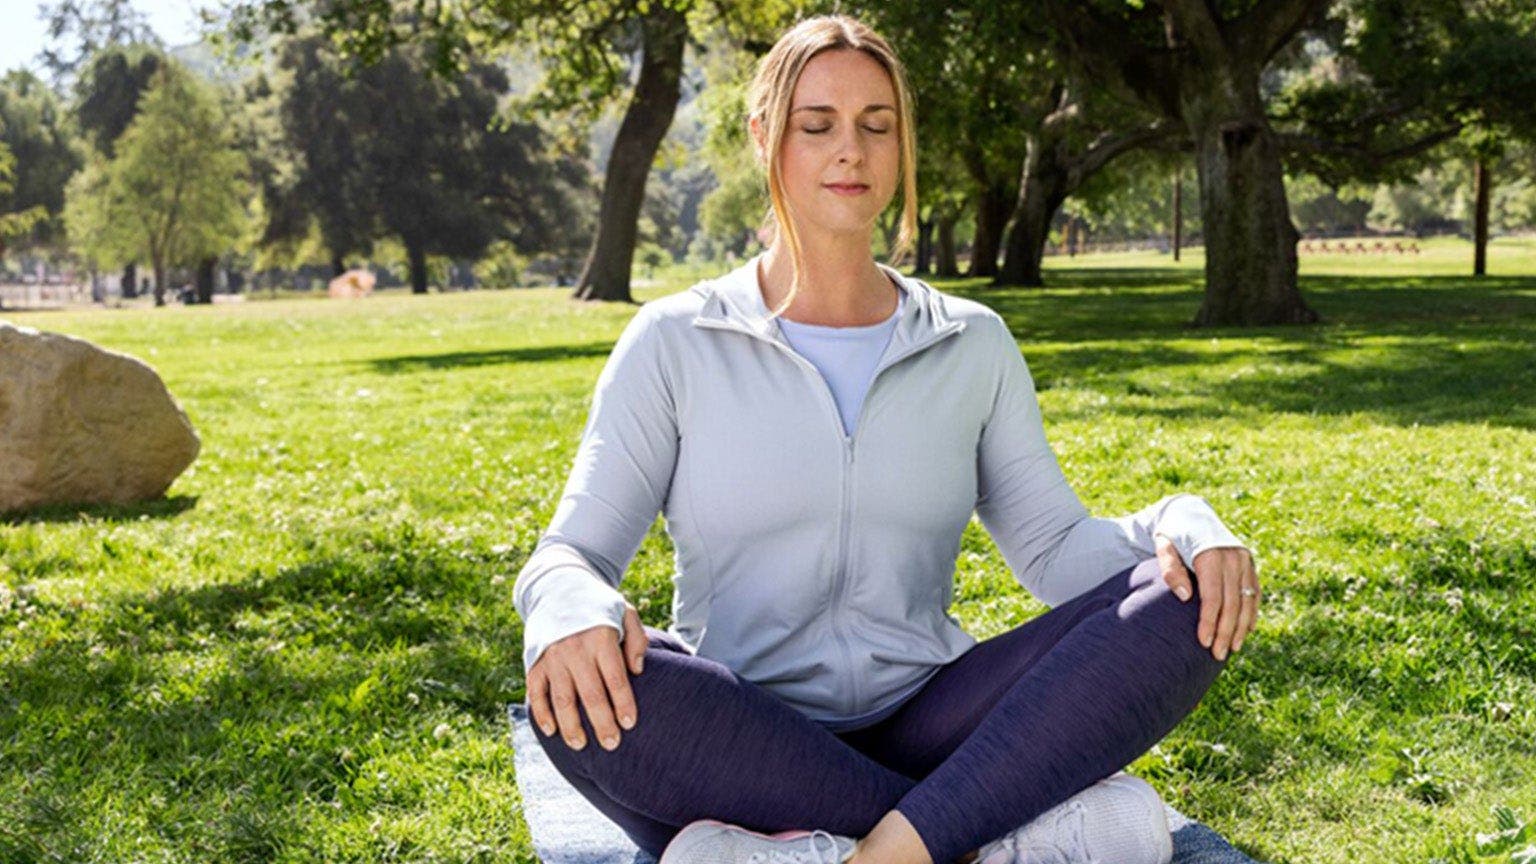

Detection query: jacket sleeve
xmin=512 ymin=303 xmax=679 ymax=674
xmin=973 ymin=315 xmax=1249 ymax=608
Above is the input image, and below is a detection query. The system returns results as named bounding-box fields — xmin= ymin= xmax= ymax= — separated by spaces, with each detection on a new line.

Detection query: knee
xmin=532 ymin=638 xmax=693 ymax=767
xmin=1125 ymin=566 xmax=1227 ymax=672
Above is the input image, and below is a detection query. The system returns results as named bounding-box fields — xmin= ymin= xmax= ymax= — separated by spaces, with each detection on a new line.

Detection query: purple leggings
xmin=532 ymin=557 xmax=1226 ymax=864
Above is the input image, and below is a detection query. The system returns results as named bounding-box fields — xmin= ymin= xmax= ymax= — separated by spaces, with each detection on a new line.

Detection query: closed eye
xmin=801 ymin=126 xmax=891 ymax=134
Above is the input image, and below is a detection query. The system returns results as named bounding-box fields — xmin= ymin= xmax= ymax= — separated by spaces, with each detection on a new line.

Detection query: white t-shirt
xmin=776 ymin=291 xmax=906 ymax=437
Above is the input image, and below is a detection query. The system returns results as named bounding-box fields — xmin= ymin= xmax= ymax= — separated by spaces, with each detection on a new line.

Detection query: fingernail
xmin=568 ymin=737 xmax=586 ymax=750
xmin=540 ymin=724 xmax=555 ymax=736
xmin=601 ymin=735 xmax=619 ymax=750
xmin=1175 ymin=586 xmax=1191 ymax=601
xmin=620 ymin=714 xmax=634 ymax=729
xmin=1215 ymin=647 xmax=1227 ymax=661
xmin=635 ymin=658 xmax=644 ymax=674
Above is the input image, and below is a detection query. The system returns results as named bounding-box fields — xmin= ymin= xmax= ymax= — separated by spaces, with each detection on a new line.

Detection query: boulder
xmin=328 ymin=268 xmax=376 ymax=299
xmin=0 ymin=321 xmax=200 ymax=514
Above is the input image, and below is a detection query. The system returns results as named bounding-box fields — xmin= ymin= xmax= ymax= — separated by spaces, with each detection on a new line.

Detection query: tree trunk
xmin=121 ymin=262 xmax=138 ymax=299
xmin=935 ymin=216 xmax=959 ymax=277
xmin=332 ymin=254 xmax=347 ymax=277
xmin=1172 ymin=165 xmax=1183 ymax=262
xmin=966 ymin=181 xmax=1011 ymax=278
xmin=1185 ymin=84 xmax=1317 ymax=326
xmin=998 ymin=134 xmax=1070 ymax=287
xmin=196 ymin=256 xmax=216 ymax=304
xmin=573 ymin=6 xmax=687 ymax=303
xmin=914 ymin=218 xmax=933 ymax=275
xmin=1473 ymin=158 xmax=1490 ymax=277
xmin=152 ymin=259 xmax=166 ymax=307
xmin=407 ymin=241 xmax=429 ymax=294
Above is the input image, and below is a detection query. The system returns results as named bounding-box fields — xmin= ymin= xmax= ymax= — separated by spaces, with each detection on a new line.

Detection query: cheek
xmin=778 ymin=142 xmax=821 ymax=189
xmin=876 ymin=141 xmax=901 ymax=190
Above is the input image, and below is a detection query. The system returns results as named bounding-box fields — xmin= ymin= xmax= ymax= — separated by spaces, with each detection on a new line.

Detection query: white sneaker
xmin=659 ymin=818 xmax=859 ymax=864
xmin=974 ymin=772 xmax=1173 ymax=864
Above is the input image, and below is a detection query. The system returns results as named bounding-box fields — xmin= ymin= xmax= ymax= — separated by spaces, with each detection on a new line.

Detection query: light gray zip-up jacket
xmin=513 ymin=253 xmax=1247 ymax=729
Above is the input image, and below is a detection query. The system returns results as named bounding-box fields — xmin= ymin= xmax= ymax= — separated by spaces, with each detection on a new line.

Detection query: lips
xmin=824 ymin=183 xmax=870 ymax=194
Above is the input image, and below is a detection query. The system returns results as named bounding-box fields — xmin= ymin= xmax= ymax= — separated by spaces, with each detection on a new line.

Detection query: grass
xmin=2 ymin=236 xmax=1534 ymax=862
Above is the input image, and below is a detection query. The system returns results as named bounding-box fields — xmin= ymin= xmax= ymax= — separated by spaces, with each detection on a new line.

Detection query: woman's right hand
xmin=527 ymin=601 xmax=648 ymax=752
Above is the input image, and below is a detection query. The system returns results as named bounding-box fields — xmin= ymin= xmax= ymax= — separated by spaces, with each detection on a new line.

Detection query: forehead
xmin=790 ymin=48 xmax=896 ymax=108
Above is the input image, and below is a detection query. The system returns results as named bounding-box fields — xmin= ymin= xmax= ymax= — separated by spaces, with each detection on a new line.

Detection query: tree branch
xmin=1276 ymin=122 xmax=1464 ymax=169
xmin=1160 ymin=0 xmax=1228 ymax=61
xmin=1232 ymin=0 xmax=1331 ymax=65
xmin=1071 ymin=118 xmax=1180 ymax=185
xmin=1036 ymin=0 xmax=1182 ymax=119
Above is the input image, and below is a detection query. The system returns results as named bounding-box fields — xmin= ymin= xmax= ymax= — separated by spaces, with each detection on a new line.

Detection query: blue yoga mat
xmin=507 ymin=703 xmax=1265 ymax=864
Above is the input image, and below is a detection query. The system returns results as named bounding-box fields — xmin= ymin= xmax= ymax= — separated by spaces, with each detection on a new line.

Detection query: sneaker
xmin=974 ymin=772 xmax=1173 ymax=864
xmin=659 ymin=818 xmax=859 ymax=864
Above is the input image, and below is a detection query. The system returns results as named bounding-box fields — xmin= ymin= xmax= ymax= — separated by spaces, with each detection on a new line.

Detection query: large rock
xmin=1 ymin=321 xmax=200 ymax=514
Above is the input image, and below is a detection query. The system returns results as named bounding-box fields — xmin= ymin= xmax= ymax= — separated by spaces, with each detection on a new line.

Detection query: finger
xmin=1213 ymin=559 xmax=1242 ymax=660
xmin=1195 ymin=563 xmax=1222 ymax=649
xmin=622 ymin=606 xmax=647 ymax=676
xmin=572 ymin=660 xmax=624 ymax=752
xmin=1156 ymin=540 xmax=1194 ymax=602
xmin=548 ymin=668 xmax=587 ymax=751
xmin=1233 ymin=571 xmax=1261 ymax=653
xmin=597 ymin=641 xmax=639 ymax=733
xmin=528 ymin=670 xmax=558 ymax=738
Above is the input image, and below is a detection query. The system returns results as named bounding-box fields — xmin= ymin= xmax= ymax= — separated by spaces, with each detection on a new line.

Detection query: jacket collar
xmin=690 ymin=252 xmax=965 ymax=354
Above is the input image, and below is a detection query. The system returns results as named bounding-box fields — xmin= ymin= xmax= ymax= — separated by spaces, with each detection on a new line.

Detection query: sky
xmin=0 ymin=0 xmax=205 ymax=76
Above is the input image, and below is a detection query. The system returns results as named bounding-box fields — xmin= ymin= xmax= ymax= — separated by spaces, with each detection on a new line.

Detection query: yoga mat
xmin=508 ymin=703 xmax=1265 ymax=864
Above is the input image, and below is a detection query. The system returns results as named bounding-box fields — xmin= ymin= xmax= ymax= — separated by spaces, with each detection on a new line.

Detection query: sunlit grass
xmin=2 ymin=239 xmax=1533 ymax=862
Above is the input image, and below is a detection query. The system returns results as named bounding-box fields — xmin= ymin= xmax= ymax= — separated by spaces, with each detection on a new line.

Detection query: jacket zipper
xmin=694 ymin=315 xmax=963 ymax=715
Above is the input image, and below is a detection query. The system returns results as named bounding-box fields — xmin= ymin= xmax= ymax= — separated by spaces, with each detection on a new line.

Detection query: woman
xmin=514 ymin=15 xmax=1259 ymax=864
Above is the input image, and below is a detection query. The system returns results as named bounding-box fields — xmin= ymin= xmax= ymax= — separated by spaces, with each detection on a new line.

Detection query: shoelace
xmin=987 ymin=800 xmax=1091 ymax=864
xmin=743 ymin=829 xmax=847 ymax=864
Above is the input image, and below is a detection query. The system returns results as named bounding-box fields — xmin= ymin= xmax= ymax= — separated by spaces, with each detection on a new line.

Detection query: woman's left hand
xmin=1154 ymin=537 xmax=1259 ymax=661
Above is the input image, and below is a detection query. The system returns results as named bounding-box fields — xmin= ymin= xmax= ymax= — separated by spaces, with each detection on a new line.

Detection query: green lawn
xmin=3 ymin=239 xmax=1534 ymax=862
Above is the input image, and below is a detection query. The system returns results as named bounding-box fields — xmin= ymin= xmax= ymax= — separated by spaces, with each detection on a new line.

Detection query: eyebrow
xmin=790 ymin=104 xmax=897 ymax=115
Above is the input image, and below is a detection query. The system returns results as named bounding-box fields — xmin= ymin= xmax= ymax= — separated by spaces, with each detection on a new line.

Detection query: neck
xmin=759 ymin=234 xmax=897 ymax=326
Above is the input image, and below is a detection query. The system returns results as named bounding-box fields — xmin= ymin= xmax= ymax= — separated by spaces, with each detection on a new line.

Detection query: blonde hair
xmin=746 ymin=14 xmax=919 ymax=319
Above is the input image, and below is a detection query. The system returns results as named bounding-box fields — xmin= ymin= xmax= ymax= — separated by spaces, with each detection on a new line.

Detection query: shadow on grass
xmin=366 ymin=341 xmax=614 ymax=374
xmin=943 ymin=271 xmax=1536 ymax=429
xmin=1 ymin=494 xmax=199 ymax=526
xmin=0 ymin=522 xmax=521 ymax=860
xmin=1139 ymin=528 xmax=1536 ymax=864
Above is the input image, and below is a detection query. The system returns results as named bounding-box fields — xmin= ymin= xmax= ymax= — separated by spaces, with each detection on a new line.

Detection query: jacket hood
xmin=690 ymin=252 xmax=965 ymax=350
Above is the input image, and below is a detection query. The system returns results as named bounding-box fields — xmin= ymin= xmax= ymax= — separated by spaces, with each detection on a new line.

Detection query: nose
xmin=835 ymin=124 xmax=865 ymax=165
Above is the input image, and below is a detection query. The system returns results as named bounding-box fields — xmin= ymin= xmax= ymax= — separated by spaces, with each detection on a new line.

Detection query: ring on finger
xmin=1240 ymin=586 xmax=1257 ymax=598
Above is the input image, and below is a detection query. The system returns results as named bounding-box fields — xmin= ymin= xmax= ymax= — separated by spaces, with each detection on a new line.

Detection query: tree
xmin=0 ymin=70 xmax=80 ymax=255
xmin=259 ymin=36 xmax=383 ymax=275
xmin=222 ymin=0 xmax=801 ymax=302
xmin=998 ymin=78 xmax=1178 ymax=286
xmin=256 ymin=32 xmax=590 ymax=292
xmin=1274 ymin=1 xmax=1536 ymax=277
xmin=0 ymin=143 xmax=49 ymax=268
xmin=844 ymin=0 xmax=1179 ymax=286
xmin=848 ymin=0 xmax=1029 ymax=279
xmin=39 ymin=0 xmax=161 ymax=88
xmin=561 ymin=4 xmax=690 ymax=302
xmin=64 ymin=63 xmax=251 ymax=305
xmin=1038 ymin=0 xmax=1331 ymax=325
xmin=363 ymin=47 xmax=590 ymax=292
xmin=72 ymin=45 xmax=167 ymax=158
xmin=69 ymin=44 xmax=168 ymax=297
